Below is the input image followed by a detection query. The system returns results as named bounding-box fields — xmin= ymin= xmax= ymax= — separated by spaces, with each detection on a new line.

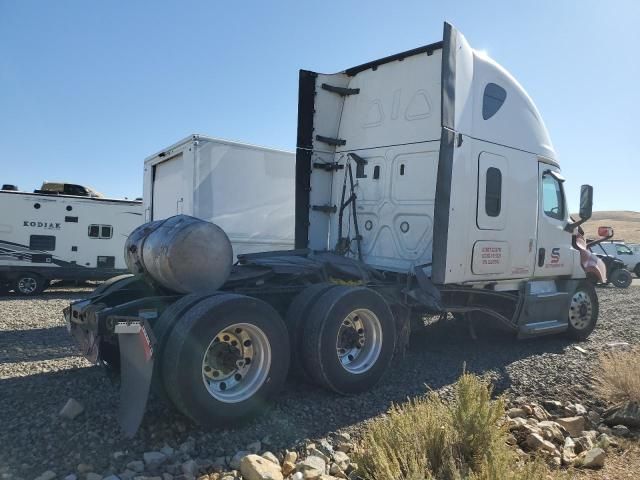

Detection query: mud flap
xmin=115 ymin=319 xmax=156 ymax=437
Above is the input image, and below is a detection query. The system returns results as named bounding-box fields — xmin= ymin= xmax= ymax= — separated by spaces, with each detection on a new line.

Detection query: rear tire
xmin=610 ymin=269 xmax=632 ymax=288
xmin=566 ymin=281 xmax=599 ymax=340
xmin=634 ymin=264 xmax=640 ymax=279
xmin=152 ymin=293 xmax=217 ymax=399
xmin=303 ymin=286 xmax=396 ymax=395
xmin=13 ymin=273 xmax=46 ymax=296
xmin=284 ymin=283 xmax=336 ymax=379
xmin=163 ymin=294 xmax=289 ymax=426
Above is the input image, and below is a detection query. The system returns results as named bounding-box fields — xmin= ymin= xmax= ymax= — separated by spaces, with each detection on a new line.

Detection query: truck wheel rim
xmin=18 ymin=277 xmax=37 ymax=294
xmin=336 ymin=308 xmax=382 ymax=374
xmin=201 ymin=323 xmax=271 ymax=403
xmin=569 ymin=290 xmax=592 ymax=330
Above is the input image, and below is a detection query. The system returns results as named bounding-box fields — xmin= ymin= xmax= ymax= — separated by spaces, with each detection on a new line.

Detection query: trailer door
xmin=533 ymin=164 xmax=574 ymax=277
xmin=151 ymin=153 xmax=184 ymax=220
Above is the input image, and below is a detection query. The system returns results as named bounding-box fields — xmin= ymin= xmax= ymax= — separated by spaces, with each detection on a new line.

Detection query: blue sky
xmin=1 ymin=0 xmax=639 ymax=212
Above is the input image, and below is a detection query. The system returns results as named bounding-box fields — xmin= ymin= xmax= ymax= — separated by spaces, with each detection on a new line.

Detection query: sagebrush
xmin=355 ymin=373 xmax=548 ymax=480
xmin=596 ymin=347 xmax=640 ymax=403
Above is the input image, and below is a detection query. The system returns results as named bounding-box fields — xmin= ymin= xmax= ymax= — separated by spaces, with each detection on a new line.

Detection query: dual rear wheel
xmin=154 ymin=286 xmax=397 ymax=425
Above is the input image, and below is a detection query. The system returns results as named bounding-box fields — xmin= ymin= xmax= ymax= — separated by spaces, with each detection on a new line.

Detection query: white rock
xmin=247 ymin=441 xmax=262 ymax=454
xmin=291 ymin=473 xmax=304 ymax=480
xmin=284 ymin=451 xmax=298 ymax=464
xmin=59 ymin=398 xmax=84 ymax=420
xmin=580 ymin=447 xmax=606 ymax=469
xmin=36 ymin=472 xmax=56 ymax=480
xmin=261 ymin=452 xmax=280 ymax=465
xmin=525 ymin=433 xmax=559 ymax=455
xmin=332 ymin=451 xmax=350 ymax=471
xmin=143 ymin=452 xmax=167 ymax=467
xmin=611 ymin=424 xmax=631 ymax=437
xmin=556 ymin=417 xmax=585 ymax=437
xmin=126 ymin=462 xmax=144 ymax=474
xmin=230 ymin=451 xmax=250 ymax=470
xmin=160 ymin=446 xmax=174 ymax=458
xmin=240 ymin=454 xmax=283 ymax=480
xmin=181 ymin=460 xmax=198 ymax=476
xmin=296 ymin=455 xmax=327 ymax=477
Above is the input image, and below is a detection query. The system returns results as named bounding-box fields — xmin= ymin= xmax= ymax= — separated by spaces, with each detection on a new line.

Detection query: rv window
xmin=30 ymin=235 xmax=56 ymax=251
xmin=542 ymin=173 xmax=565 ymax=220
xmin=485 ymin=167 xmax=502 ymax=217
xmin=482 ymin=83 xmax=507 ymax=120
xmin=88 ymin=225 xmax=100 ymax=238
xmin=101 ymin=225 xmax=113 ymax=239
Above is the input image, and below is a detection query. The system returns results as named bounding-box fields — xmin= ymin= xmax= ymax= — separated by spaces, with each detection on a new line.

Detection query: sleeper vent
xmin=321 ymin=83 xmax=360 ymax=96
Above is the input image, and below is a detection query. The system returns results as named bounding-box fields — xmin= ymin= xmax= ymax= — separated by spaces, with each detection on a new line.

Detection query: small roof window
xmin=482 ymin=83 xmax=507 ymax=120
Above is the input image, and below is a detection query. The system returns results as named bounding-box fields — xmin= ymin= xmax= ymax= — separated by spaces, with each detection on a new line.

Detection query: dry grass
xmin=577 ymin=211 xmax=640 ymax=244
xmin=355 ymin=373 xmax=550 ymax=480
xmin=595 ymin=348 xmax=640 ymax=403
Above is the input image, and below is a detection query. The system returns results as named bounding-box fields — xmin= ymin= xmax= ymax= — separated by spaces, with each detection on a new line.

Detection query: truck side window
xmin=29 ymin=235 xmax=56 ymax=251
xmin=482 ymin=83 xmax=507 ymax=120
xmin=485 ymin=167 xmax=502 ymax=217
xmin=88 ymin=225 xmax=100 ymax=238
xmin=542 ymin=173 xmax=565 ymax=220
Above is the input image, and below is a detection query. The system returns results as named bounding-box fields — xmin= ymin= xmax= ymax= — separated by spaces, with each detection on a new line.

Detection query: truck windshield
xmin=542 ymin=173 xmax=565 ymax=220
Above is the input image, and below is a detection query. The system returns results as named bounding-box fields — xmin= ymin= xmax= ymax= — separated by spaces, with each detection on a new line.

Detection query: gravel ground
xmin=0 ymin=285 xmax=638 ymax=479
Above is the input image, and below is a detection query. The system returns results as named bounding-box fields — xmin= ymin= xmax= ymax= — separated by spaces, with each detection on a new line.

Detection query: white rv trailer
xmin=0 ymin=184 xmax=142 ymax=295
xmin=66 ymin=23 xmax=607 ymax=435
xmin=143 ymin=135 xmax=295 ymax=257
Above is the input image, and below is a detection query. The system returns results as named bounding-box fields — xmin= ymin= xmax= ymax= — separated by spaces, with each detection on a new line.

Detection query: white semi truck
xmin=0 ymin=182 xmax=142 ymax=295
xmin=143 ymin=135 xmax=295 ymax=257
xmin=65 ymin=23 xmax=607 ymax=436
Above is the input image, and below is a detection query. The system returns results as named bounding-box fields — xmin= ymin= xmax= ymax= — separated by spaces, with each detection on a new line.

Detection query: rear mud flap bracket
xmin=114 ymin=317 xmax=156 ymax=437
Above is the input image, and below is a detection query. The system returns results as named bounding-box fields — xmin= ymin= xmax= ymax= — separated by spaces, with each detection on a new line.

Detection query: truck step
xmin=518 ymin=319 xmax=567 ymax=337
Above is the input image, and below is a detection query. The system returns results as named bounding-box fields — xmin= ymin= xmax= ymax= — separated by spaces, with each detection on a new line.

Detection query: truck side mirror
xmin=579 ymin=185 xmax=593 ymax=220
xmin=597 ymin=226 xmax=613 ymax=238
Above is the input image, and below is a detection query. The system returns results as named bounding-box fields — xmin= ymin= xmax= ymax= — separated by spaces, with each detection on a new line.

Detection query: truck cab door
xmin=533 ymin=164 xmax=574 ymax=278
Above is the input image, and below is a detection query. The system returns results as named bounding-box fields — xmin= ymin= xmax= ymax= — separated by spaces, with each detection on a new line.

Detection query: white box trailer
xmin=0 ymin=184 xmax=142 ymax=295
xmin=66 ymin=23 xmax=607 ymax=435
xmin=143 ymin=135 xmax=295 ymax=257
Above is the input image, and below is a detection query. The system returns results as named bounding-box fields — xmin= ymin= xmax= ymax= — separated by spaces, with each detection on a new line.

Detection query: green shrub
xmin=355 ymin=373 xmax=549 ymax=480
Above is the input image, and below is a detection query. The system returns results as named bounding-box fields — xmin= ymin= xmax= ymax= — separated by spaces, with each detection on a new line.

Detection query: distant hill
xmin=576 ymin=211 xmax=640 ymax=244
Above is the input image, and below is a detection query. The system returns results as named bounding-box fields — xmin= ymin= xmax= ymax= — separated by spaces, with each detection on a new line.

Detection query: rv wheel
xmin=566 ymin=281 xmax=599 ymax=340
xmin=303 ymin=286 xmax=396 ymax=395
xmin=13 ymin=273 xmax=46 ymax=296
xmin=635 ymin=264 xmax=640 ymax=278
xmin=162 ymin=294 xmax=289 ymax=426
xmin=284 ymin=283 xmax=337 ymax=379
xmin=610 ymin=269 xmax=633 ymax=288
